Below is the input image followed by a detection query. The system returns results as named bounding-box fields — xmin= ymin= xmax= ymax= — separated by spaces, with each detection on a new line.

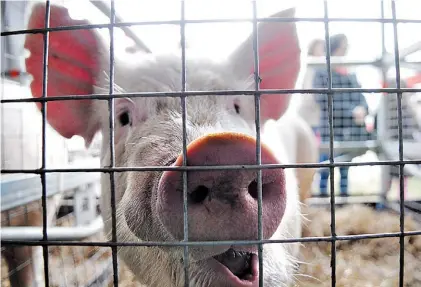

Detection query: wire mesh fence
xmin=1 ymin=199 xmax=112 ymax=287
xmin=1 ymin=0 xmax=421 ymax=287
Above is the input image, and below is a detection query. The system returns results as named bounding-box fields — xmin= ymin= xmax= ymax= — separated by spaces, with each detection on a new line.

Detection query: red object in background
xmin=3 ymin=70 xmax=22 ymax=78
xmin=406 ymin=73 xmax=421 ymax=88
xmin=381 ymin=72 xmax=421 ymax=89
xmin=381 ymin=81 xmax=388 ymax=89
xmin=8 ymin=70 xmax=21 ymax=77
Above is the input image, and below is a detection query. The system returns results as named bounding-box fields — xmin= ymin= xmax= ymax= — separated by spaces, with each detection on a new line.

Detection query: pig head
xmin=25 ymin=3 xmax=302 ymax=287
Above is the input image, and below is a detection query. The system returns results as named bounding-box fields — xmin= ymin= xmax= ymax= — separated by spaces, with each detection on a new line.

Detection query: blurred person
xmin=313 ymin=33 xmax=370 ymax=197
xmin=302 ymin=39 xmax=326 ymax=89
xmin=297 ymin=39 xmax=325 ymax=141
xmin=374 ymin=77 xmax=421 ymax=200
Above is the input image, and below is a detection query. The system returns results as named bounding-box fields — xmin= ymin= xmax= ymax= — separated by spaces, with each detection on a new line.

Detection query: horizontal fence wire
xmin=1 ymin=17 xmax=421 ymax=37
xmin=2 ymin=88 xmax=421 ymax=104
xmin=2 ymin=160 xmax=421 ymax=174
xmin=2 ymin=230 xmax=421 ymax=247
xmin=1 ymin=0 xmax=421 ymax=286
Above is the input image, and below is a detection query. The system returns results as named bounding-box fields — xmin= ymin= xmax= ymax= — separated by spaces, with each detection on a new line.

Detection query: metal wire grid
xmin=390 ymin=2 xmax=406 ymax=284
xmin=1 ymin=0 xmax=421 ymax=287
xmin=0 ymin=193 xmax=109 ymax=287
xmin=44 ymin=209 xmax=111 ymax=287
xmin=1 ymin=201 xmax=42 ymax=286
xmin=384 ymin=89 xmax=420 ymax=141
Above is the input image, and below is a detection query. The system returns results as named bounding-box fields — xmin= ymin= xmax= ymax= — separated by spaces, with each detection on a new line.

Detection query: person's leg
xmin=319 ymin=153 xmax=329 ymax=197
xmin=339 ymin=166 xmax=350 ymax=196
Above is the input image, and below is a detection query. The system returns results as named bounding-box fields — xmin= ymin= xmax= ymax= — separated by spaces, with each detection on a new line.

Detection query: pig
xmin=263 ymin=112 xmax=319 ymax=204
xmin=24 ymin=3 xmax=303 ymax=287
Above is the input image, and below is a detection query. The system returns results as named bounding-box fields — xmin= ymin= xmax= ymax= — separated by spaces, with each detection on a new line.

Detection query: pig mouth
xmin=211 ymin=248 xmax=258 ymax=284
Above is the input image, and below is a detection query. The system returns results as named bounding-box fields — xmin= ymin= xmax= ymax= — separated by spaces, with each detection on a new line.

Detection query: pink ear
xmin=24 ymin=3 xmax=102 ymax=145
xmin=228 ymin=8 xmax=301 ymax=122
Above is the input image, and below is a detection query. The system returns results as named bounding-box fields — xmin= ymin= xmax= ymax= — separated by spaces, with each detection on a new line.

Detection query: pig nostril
xmin=248 ymin=180 xmax=258 ymax=199
xmin=189 ymin=185 xmax=210 ymax=203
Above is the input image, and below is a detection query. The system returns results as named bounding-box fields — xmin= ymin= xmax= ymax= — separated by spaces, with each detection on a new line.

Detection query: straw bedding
xmin=2 ymin=204 xmax=420 ymax=286
xmin=297 ymin=204 xmax=421 ymax=287
xmin=118 ymin=204 xmax=421 ymax=287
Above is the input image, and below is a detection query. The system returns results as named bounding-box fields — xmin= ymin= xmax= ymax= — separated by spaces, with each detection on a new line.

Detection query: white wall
xmin=1 ymin=79 xmax=68 ymax=170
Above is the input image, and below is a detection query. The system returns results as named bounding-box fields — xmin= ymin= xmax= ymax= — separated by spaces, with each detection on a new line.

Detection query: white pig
xmin=24 ymin=3 xmax=303 ymax=287
xmin=263 ymin=111 xmax=319 ymax=204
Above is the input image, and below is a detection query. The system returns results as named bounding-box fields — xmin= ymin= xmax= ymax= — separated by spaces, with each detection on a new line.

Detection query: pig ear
xmin=227 ymin=8 xmax=301 ymax=122
xmin=24 ymin=3 xmax=104 ymax=146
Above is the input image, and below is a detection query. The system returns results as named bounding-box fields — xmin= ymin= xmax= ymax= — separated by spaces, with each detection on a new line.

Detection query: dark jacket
xmin=313 ymin=68 xmax=372 ymax=142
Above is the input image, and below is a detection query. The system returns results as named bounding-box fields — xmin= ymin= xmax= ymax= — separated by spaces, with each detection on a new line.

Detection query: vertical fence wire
xmin=322 ymin=1 xmax=337 ymax=286
xmin=390 ymin=1 xmax=405 ymax=286
xmin=107 ymin=0 xmax=119 ymax=286
xmin=179 ymin=1 xmax=190 ymax=286
xmin=250 ymin=1 xmax=264 ymax=286
xmin=40 ymin=1 xmax=51 ymax=286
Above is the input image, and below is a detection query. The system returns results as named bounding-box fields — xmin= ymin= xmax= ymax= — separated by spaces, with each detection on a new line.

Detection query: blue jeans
xmin=319 ymin=153 xmax=349 ymax=196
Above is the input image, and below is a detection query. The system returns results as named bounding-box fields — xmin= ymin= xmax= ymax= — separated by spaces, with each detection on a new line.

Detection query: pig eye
xmin=234 ymin=103 xmax=240 ymax=114
xmin=118 ymin=111 xmax=131 ymax=127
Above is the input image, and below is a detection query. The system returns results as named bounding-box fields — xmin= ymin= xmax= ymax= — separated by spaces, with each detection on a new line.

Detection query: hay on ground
xmin=2 ymin=204 xmax=420 ymax=286
xmin=297 ymin=204 xmax=421 ymax=287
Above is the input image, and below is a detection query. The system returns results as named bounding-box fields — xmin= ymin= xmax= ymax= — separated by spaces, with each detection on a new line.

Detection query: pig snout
xmin=156 ymin=132 xmax=286 ymax=242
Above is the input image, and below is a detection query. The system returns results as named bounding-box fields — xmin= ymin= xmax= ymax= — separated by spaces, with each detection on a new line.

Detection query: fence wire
xmin=390 ymin=1 xmax=406 ymax=284
xmin=1 ymin=192 xmax=111 ymax=287
xmin=106 ymin=0 xmax=119 ymax=286
xmin=1 ymin=0 xmax=421 ymax=287
xmin=39 ymin=1 xmax=51 ymax=286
